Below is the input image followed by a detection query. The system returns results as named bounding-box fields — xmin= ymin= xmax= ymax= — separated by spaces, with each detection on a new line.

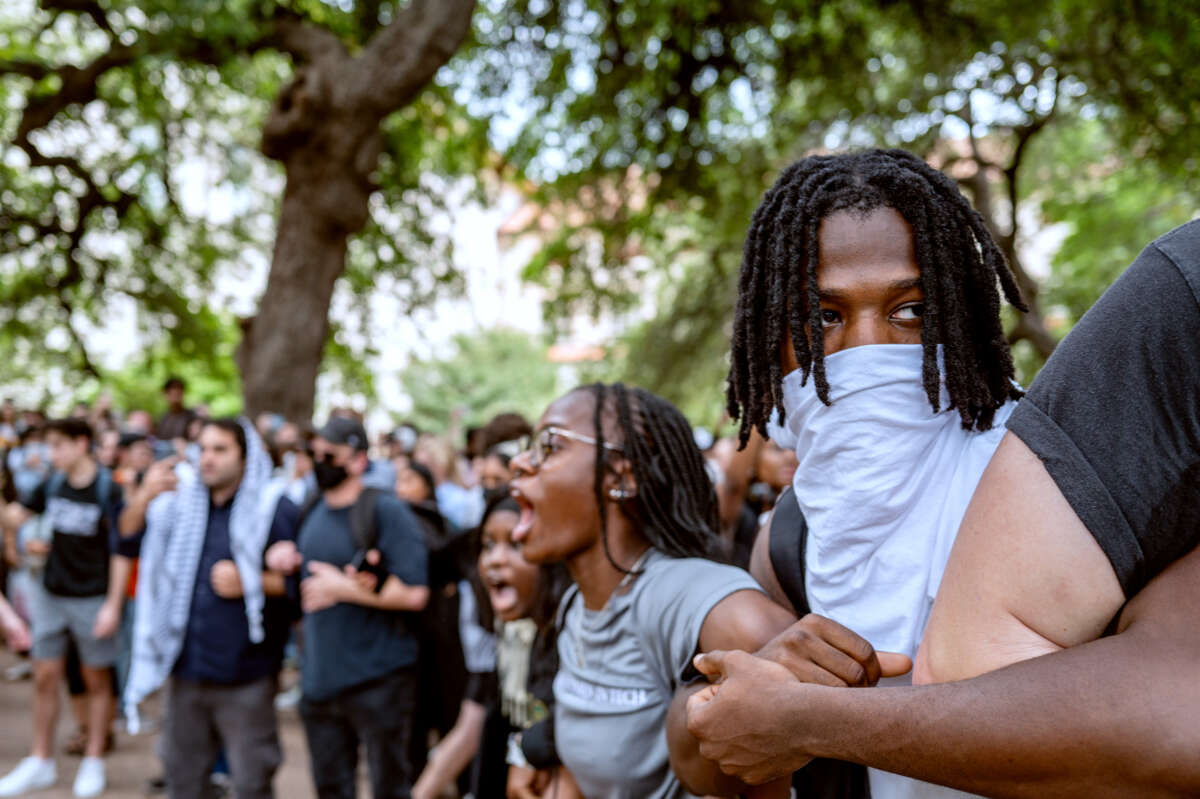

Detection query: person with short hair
xmin=156 ymin=378 xmax=195 ymax=451
xmin=266 ymin=416 xmax=430 ymax=799
xmin=120 ymin=417 xmax=298 ymax=799
xmin=0 ymin=418 xmax=125 ymax=798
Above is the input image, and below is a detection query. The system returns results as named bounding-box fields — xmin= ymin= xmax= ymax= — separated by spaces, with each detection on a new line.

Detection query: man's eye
xmin=820 ymin=309 xmax=841 ymax=326
xmin=892 ymin=304 xmax=924 ymax=321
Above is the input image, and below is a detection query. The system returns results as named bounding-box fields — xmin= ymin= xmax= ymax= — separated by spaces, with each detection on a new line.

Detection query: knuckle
xmin=845 ymin=663 xmax=867 ymax=685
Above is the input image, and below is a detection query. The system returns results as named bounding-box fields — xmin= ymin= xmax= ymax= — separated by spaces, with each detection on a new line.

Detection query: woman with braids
xmin=689 ymin=148 xmax=1026 ymax=799
xmin=508 ymin=382 xmax=797 ymax=798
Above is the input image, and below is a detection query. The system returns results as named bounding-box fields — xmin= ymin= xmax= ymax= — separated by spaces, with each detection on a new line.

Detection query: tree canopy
xmin=1 ymin=0 xmax=1195 ymax=422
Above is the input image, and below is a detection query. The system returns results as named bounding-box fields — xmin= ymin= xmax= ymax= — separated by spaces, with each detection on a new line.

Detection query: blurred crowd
xmin=0 ymin=375 xmax=796 ymax=799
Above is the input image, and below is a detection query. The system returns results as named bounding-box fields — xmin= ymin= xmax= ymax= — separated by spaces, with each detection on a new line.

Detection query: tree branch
xmin=0 ymin=59 xmax=53 ymax=79
xmin=40 ymin=0 xmax=114 ymax=35
xmin=271 ymin=14 xmax=348 ymax=65
xmin=55 ymin=294 xmax=103 ymax=380
xmin=355 ymin=0 xmax=477 ymax=114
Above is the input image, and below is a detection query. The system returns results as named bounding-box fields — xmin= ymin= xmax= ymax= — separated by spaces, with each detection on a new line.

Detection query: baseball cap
xmin=317 ymin=416 xmax=368 ymax=451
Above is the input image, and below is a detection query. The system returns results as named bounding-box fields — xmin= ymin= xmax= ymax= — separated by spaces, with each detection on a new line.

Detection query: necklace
xmin=573 ymin=548 xmax=654 ymax=669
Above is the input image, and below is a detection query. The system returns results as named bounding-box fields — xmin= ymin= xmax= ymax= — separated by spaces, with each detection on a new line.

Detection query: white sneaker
xmin=72 ymin=757 xmax=105 ymax=798
xmin=0 ymin=756 xmax=56 ymax=796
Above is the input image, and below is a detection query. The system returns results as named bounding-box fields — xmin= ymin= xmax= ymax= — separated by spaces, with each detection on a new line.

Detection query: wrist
xmin=794 ymin=683 xmax=868 ymax=763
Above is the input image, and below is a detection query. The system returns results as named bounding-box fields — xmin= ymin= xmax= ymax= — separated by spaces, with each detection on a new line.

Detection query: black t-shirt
xmin=174 ymin=496 xmax=300 ymax=684
xmin=157 ymin=409 xmax=195 ymax=442
xmin=1006 ymin=219 xmax=1200 ymax=598
xmin=25 ymin=472 xmax=121 ymax=598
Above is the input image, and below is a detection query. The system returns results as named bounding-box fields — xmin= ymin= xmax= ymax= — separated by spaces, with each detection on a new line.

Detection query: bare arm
xmin=747 ymin=508 xmax=798 ymax=615
xmin=412 ymin=699 xmax=486 ymax=799
xmin=344 ymin=574 xmax=429 ymax=611
xmin=117 ymin=459 xmax=178 ymax=538
xmin=0 ymin=592 xmax=31 ymax=651
xmin=301 ymin=561 xmax=429 ymax=613
xmin=262 ymin=571 xmax=287 ymax=597
xmin=667 ymin=588 xmax=795 ymax=798
xmin=1 ymin=503 xmax=25 ymax=565
xmin=713 ymin=433 xmax=765 ymax=532
xmin=93 ymin=554 xmax=132 ymax=638
xmin=688 ymin=541 xmax=1200 ymax=796
xmin=915 ymin=432 xmax=1124 ymax=683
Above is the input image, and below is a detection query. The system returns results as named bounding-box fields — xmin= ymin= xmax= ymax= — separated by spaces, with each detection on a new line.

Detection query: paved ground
xmin=0 ymin=649 xmax=317 ymax=799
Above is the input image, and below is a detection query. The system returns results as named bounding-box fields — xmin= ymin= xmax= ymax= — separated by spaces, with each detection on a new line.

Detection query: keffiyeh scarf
xmin=124 ymin=418 xmax=283 ymax=729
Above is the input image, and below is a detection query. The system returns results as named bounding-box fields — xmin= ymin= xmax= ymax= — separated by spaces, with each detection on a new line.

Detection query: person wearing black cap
xmin=266 ymin=416 xmax=430 ymax=799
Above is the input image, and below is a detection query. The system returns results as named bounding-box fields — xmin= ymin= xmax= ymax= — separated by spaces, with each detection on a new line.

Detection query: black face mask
xmin=313 ymin=453 xmax=349 ymax=490
xmin=482 ymin=485 xmax=510 ymax=508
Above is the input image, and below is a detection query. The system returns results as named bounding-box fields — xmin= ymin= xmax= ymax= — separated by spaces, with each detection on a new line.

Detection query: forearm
xmin=2 ymin=522 xmax=17 ymax=565
xmin=118 ymin=492 xmax=151 ymax=537
xmin=798 ymin=630 xmax=1200 ymax=797
xmin=669 ymin=683 xmax=791 ymax=798
xmin=0 ymin=595 xmax=19 ymax=628
xmin=413 ymin=700 xmax=485 ymax=798
xmin=106 ymin=556 xmax=132 ymax=606
xmin=341 ymin=576 xmax=429 ymax=611
xmin=262 ymin=571 xmax=287 ymax=597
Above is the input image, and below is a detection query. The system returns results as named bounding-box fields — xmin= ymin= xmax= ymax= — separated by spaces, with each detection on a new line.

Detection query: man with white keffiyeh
xmin=117 ymin=417 xmax=300 ymax=799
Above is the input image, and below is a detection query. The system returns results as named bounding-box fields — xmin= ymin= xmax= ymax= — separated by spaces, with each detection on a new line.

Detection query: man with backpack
xmin=266 ymin=416 xmax=430 ymax=799
xmin=0 ymin=417 xmax=124 ymax=798
xmin=118 ymin=418 xmax=299 ymax=799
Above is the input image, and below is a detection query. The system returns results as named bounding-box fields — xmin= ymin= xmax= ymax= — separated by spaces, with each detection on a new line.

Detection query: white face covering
xmin=769 ymin=344 xmax=1014 ymax=660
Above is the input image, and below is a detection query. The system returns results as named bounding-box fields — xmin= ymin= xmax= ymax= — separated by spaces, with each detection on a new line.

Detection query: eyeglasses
xmin=518 ymin=426 xmax=623 ymax=470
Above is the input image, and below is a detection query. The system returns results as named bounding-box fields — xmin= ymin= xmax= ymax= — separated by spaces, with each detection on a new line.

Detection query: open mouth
xmin=484 ymin=572 xmax=520 ymax=615
xmin=510 ymin=486 xmax=536 ymax=540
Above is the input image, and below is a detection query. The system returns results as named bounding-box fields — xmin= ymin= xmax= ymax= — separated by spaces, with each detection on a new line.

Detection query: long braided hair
xmin=727 ymin=148 xmax=1026 ymax=444
xmin=576 ymin=382 xmax=724 ymax=574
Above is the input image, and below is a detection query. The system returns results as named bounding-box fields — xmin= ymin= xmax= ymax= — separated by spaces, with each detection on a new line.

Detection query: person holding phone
xmin=119 ymin=418 xmax=298 ymax=799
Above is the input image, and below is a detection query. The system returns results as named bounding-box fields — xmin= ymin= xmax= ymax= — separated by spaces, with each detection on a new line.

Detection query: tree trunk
xmin=236 ymin=171 xmax=355 ymax=421
xmin=235 ymin=0 xmax=476 ymax=420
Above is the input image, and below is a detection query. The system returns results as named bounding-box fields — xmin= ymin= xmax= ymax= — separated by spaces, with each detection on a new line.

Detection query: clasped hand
xmin=685 ymin=613 xmax=912 ymax=784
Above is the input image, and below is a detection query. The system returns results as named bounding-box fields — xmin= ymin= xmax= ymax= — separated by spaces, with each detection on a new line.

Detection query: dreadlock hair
xmin=727 ymin=148 xmax=1026 ymax=443
xmin=575 ymin=382 xmax=724 ymax=575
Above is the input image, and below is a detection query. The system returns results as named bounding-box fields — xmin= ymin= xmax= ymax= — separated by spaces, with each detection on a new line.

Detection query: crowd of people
xmin=0 ymin=147 xmax=1196 ymax=799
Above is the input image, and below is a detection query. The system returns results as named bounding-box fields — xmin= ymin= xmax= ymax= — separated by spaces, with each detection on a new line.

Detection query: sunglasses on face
xmin=517 ymin=426 xmax=623 ymax=470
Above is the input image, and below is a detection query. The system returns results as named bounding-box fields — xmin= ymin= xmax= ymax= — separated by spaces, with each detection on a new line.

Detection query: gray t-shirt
xmin=553 ymin=549 xmax=762 ymax=799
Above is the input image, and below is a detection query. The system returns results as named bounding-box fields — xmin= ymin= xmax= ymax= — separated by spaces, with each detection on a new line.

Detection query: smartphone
xmin=350 ymin=549 xmax=388 ymax=593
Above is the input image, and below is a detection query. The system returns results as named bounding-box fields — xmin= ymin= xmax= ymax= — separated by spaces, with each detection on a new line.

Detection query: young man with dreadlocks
xmin=686 ymin=213 xmax=1200 ymax=794
xmin=508 ymin=383 xmax=796 ymax=798
xmin=695 ymin=149 xmax=1027 ymax=799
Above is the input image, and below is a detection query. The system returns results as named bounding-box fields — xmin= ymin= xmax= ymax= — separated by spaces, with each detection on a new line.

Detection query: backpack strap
xmin=768 ymin=487 xmax=871 ymax=798
xmin=45 ymin=470 xmax=66 ymax=500
xmin=767 ymin=487 xmax=811 ymax=615
xmin=95 ymin=467 xmax=115 ymax=509
xmin=293 ymin=487 xmax=383 ymax=553
xmin=349 ymin=487 xmax=384 ymax=552
xmin=295 ymin=491 xmax=322 ymax=537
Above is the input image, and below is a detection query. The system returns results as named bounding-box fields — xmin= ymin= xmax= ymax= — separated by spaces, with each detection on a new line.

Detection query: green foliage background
xmin=1 ymin=0 xmax=1197 ymax=424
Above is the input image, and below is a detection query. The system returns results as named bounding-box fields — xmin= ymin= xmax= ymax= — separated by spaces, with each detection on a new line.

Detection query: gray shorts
xmin=28 ymin=584 xmax=117 ymax=666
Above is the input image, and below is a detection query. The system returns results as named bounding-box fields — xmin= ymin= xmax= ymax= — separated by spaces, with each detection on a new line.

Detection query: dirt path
xmin=0 ymin=650 xmax=316 ymax=799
